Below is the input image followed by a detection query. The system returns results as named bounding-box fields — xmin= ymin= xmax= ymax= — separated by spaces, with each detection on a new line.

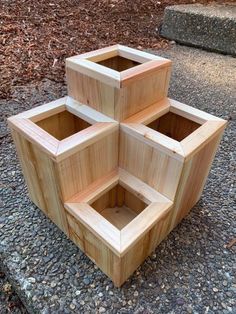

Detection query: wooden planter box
xmin=8 ymin=97 xmax=119 ymax=235
xmin=120 ymin=97 xmax=227 ymax=229
xmin=66 ymin=44 xmax=172 ymax=121
xmin=8 ymin=45 xmax=227 ymax=287
xmin=65 ymin=168 xmax=172 ymax=287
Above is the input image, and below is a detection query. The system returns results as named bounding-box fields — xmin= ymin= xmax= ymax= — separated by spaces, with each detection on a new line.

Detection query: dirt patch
xmin=0 ymin=0 xmax=235 ymax=99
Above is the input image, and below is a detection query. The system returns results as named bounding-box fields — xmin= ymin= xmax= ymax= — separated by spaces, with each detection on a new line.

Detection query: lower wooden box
xmin=65 ymin=168 xmax=173 ymax=287
xmin=7 ymin=97 xmax=119 ymax=235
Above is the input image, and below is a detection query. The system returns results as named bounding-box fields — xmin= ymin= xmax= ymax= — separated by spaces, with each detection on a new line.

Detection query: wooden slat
xmin=121 ymin=202 xmax=172 ymax=255
xmin=123 ymin=98 xmax=171 ymax=124
xmin=169 ymin=98 xmax=224 ymax=124
xmin=171 ymin=130 xmax=225 ymax=229
xmin=11 ymin=129 xmax=69 ymax=234
xmin=119 ymin=168 xmax=171 ymax=204
xmin=66 ymin=58 xmax=121 ymax=88
xmin=181 ymin=120 xmax=227 ymax=160
xmin=8 ymin=117 xmax=59 ymax=158
xmin=119 ymin=128 xmax=184 ymax=201
xmin=66 ymin=97 xmax=116 ymax=123
xmin=65 ymin=202 xmax=121 ymax=255
xmin=56 ymin=122 xmax=118 ymax=161
xmin=117 ymin=45 xmax=169 ymax=63
xmin=117 ymin=68 xmax=171 ymax=121
xmin=67 ymin=45 xmax=119 ymax=62
xmin=68 ymin=169 xmax=119 ymax=204
xmin=57 ymin=131 xmax=118 ymax=201
xmin=120 ymin=123 xmax=185 ymax=161
xmin=15 ymin=97 xmax=67 ymax=121
xmin=66 ymin=69 xmax=116 ymax=119
xmin=121 ymin=60 xmax=172 ymax=87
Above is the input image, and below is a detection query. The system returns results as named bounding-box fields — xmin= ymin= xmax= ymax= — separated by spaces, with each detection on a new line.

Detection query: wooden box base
xmin=65 ymin=168 xmax=173 ymax=287
xmin=8 ymin=95 xmax=226 ymax=287
xmin=7 ymin=45 xmax=227 ymax=287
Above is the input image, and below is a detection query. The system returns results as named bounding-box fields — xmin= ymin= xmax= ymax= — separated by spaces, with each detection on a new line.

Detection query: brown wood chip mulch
xmin=0 ymin=0 xmax=234 ymax=99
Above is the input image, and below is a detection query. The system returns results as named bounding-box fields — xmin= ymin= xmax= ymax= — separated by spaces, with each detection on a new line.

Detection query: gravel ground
xmin=0 ymin=45 xmax=236 ymax=313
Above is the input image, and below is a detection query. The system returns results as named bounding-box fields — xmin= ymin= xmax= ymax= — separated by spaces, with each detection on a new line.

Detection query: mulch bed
xmin=0 ymin=0 xmax=234 ymax=99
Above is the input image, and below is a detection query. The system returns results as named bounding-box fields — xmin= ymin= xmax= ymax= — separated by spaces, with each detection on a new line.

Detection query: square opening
xmin=91 ymin=184 xmax=148 ymax=230
xmin=146 ymin=112 xmax=201 ymax=142
xmin=35 ymin=110 xmax=91 ymax=140
xmin=96 ymin=56 xmax=141 ymax=72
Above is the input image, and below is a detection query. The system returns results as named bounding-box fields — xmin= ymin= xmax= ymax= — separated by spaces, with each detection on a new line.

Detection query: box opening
xmin=147 ymin=112 xmax=201 ymax=142
xmin=91 ymin=184 xmax=148 ymax=230
xmin=97 ymin=56 xmax=141 ymax=72
xmin=36 ymin=110 xmax=91 ymax=140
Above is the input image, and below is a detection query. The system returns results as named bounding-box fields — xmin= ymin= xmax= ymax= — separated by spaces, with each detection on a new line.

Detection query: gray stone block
xmin=161 ymin=4 xmax=236 ymax=56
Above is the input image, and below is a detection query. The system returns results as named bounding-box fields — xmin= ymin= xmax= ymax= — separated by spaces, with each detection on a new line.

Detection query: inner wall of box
xmin=147 ymin=112 xmax=201 ymax=142
xmin=97 ymin=56 xmax=141 ymax=72
xmin=36 ymin=110 xmax=91 ymax=140
xmin=91 ymin=184 xmax=147 ymax=230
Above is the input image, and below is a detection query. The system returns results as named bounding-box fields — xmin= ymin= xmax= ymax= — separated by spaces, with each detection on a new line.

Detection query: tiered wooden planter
xmin=8 ymin=45 xmax=227 ymax=287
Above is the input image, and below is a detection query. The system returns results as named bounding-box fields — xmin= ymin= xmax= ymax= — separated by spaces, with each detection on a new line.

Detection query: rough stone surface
xmin=0 ymin=267 xmax=28 ymax=313
xmin=161 ymin=4 xmax=236 ymax=56
xmin=1 ymin=46 xmax=236 ymax=313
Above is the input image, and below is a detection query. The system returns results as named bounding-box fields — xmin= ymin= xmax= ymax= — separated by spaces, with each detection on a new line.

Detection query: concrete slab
xmin=161 ymin=4 xmax=236 ymax=56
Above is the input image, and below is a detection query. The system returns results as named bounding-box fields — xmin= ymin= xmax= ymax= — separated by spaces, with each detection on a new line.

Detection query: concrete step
xmin=161 ymin=4 xmax=236 ymax=56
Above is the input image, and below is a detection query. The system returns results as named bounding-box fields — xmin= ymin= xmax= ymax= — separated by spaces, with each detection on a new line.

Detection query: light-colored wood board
xmin=181 ymin=120 xmax=227 ymax=160
xmin=121 ymin=202 xmax=172 ymax=254
xmin=65 ymin=202 xmax=121 ymax=255
xmin=119 ymin=208 xmax=172 ymax=286
xmin=56 ymin=122 xmax=118 ymax=161
xmin=11 ymin=97 xmax=67 ymax=121
xmin=169 ymin=98 xmax=225 ymax=124
xmin=66 ymin=98 xmax=116 ymax=123
xmin=100 ymin=206 xmax=137 ymax=230
xmin=8 ymin=117 xmax=59 ymax=158
xmin=117 ymin=45 xmax=170 ymax=63
xmin=69 ymin=169 xmax=119 ymax=204
xmin=66 ymin=58 xmax=121 ymax=88
xmin=123 ymin=98 xmax=171 ymax=124
xmin=66 ymin=212 xmax=122 ymax=286
xmin=119 ymin=130 xmax=184 ymax=201
xmin=116 ymin=67 xmax=171 ymax=121
xmin=67 ymin=45 xmax=119 ymax=62
xmin=171 ymin=130 xmax=225 ymax=229
xmin=66 ymin=69 xmax=116 ymax=119
xmin=121 ymin=60 xmax=172 ymax=87
xmin=11 ymin=129 xmax=69 ymax=234
xmin=57 ymin=131 xmax=118 ymax=201
xmin=120 ymin=123 xmax=184 ymax=161
xmin=119 ymin=168 xmax=171 ymax=204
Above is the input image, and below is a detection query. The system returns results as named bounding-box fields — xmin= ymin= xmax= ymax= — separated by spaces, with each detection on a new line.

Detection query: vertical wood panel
xmin=171 ymin=132 xmax=224 ymax=228
xmin=57 ymin=130 xmax=118 ymax=201
xmin=119 ymin=129 xmax=183 ymax=201
xmin=11 ymin=129 xmax=69 ymax=234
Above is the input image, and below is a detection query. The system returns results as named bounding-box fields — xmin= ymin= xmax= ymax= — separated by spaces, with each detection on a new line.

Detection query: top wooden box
xmin=66 ymin=45 xmax=172 ymax=121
